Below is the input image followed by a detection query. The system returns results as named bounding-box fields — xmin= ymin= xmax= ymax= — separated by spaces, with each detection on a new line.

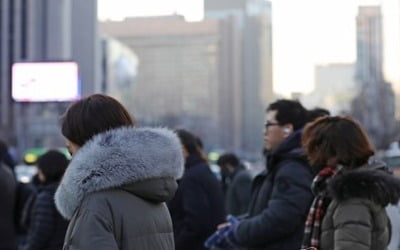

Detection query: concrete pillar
xmin=45 ymin=0 xmax=72 ymax=60
xmin=1 ymin=0 xmax=10 ymax=127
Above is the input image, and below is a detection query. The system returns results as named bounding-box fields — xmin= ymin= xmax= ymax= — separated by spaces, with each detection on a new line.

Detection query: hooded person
xmin=168 ymin=129 xmax=225 ymax=250
xmin=217 ymin=153 xmax=253 ymax=216
xmin=205 ymin=99 xmax=314 ymax=250
xmin=22 ymin=150 xmax=69 ymax=250
xmin=0 ymin=140 xmax=17 ymax=250
xmin=54 ymin=94 xmax=184 ymax=250
xmin=301 ymin=116 xmax=400 ymax=250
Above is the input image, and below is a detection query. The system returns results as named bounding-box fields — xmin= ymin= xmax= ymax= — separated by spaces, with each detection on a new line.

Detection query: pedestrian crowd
xmin=1 ymin=94 xmax=400 ymax=250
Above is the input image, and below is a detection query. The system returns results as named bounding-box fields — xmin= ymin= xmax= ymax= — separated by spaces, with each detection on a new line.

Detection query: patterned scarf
xmin=301 ymin=165 xmax=342 ymax=250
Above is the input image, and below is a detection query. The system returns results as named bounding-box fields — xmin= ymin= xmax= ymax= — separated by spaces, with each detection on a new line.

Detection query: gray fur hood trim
xmin=329 ymin=165 xmax=400 ymax=207
xmin=55 ymin=126 xmax=184 ymax=219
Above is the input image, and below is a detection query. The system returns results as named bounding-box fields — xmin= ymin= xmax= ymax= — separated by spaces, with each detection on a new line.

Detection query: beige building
xmin=101 ymin=16 xmax=222 ymax=148
xmin=205 ymin=0 xmax=274 ymax=158
xmin=352 ymin=5 xmax=397 ymax=149
xmin=302 ymin=63 xmax=356 ymax=114
xmin=101 ymin=1 xmax=273 ymax=158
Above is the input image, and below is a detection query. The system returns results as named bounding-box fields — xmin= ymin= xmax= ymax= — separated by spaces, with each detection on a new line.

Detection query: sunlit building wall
xmin=302 ymin=63 xmax=356 ymax=114
xmin=205 ymin=0 xmax=273 ymax=159
xmin=101 ymin=16 xmax=221 ymax=149
xmin=102 ymin=37 xmax=139 ymax=113
xmin=356 ymin=6 xmax=383 ymax=85
xmin=217 ymin=15 xmax=243 ymax=154
xmin=352 ymin=5 xmax=397 ymax=149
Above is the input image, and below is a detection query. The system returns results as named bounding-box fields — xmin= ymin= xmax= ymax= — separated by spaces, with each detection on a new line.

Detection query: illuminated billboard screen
xmin=12 ymin=61 xmax=80 ymax=102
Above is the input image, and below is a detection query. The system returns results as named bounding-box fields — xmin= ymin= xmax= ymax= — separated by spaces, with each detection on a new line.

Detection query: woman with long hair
xmin=168 ymin=129 xmax=225 ymax=250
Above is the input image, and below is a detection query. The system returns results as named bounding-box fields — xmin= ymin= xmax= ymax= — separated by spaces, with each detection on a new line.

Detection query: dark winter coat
xmin=168 ymin=154 xmax=226 ymax=250
xmin=235 ymin=130 xmax=314 ymax=250
xmin=54 ymin=127 xmax=184 ymax=250
xmin=225 ymin=166 xmax=253 ymax=216
xmin=320 ymin=164 xmax=400 ymax=250
xmin=23 ymin=182 xmax=69 ymax=250
xmin=0 ymin=163 xmax=17 ymax=250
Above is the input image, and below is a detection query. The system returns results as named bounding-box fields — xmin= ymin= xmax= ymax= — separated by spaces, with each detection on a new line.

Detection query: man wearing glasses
xmin=206 ymin=99 xmax=314 ymax=250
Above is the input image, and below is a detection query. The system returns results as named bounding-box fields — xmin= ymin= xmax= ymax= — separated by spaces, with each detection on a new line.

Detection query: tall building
xmin=217 ymin=15 xmax=243 ymax=153
xmin=382 ymin=0 xmax=400 ymax=119
xmin=382 ymin=0 xmax=400 ymax=92
xmin=351 ymin=6 xmax=397 ymax=149
xmin=101 ymin=37 xmax=139 ymax=110
xmin=0 ymin=0 xmax=99 ymax=157
xmin=355 ymin=6 xmax=383 ymax=85
xmin=101 ymin=16 xmax=222 ymax=149
xmin=205 ymin=0 xmax=274 ymax=159
xmin=101 ymin=1 xmax=273 ymax=159
xmin=205 ymin=0 xmax=247 ymax=13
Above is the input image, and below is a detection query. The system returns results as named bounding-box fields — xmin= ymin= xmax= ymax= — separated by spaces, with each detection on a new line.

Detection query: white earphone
xmin=283 ymin=127 xmax=291 ymax=135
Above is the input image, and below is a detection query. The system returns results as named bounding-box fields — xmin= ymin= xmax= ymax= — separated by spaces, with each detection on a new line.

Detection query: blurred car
xmin=14 ymin=164 xmax=37 ymax=183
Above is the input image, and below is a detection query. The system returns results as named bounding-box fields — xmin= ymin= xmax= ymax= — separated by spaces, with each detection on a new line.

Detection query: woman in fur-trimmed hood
xmin=301 ymin=116 xmax=400 ymax=250
xmin=55 ymin=94 xmax=184 ymax=250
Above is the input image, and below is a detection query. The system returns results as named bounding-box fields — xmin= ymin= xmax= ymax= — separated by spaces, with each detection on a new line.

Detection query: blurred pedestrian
xmin=168 ymin=129 xmax=225 ymax=250
xmin=301 ymin=116 xmax=400 ymax=250
xmin=307 ymin=107 xmax=330 ymax=123
xmin=55 ymin=94 xmax=184 ymax=249
xmin=206 ymin=99 xmax=314 ymax=250
xmin=386 ymin=203 xmax=400 ymax=250
xmin=217 ymin=153 xmax=253 ymax=216
xmin=0 ymin=140 xmax=17 ymax=250
xmin=22 ymin=150 xmax=69 ymax=250
xmin=307 ymin=107 xmax=331 ymax=122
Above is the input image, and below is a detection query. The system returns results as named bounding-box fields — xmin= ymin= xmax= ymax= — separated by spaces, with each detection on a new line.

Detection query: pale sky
xmin=98 ymin=0 xmax=393 ymax=97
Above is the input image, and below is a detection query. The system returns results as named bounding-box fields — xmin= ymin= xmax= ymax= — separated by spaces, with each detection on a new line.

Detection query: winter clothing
xmin=0 ymin=163 xmax=17 ymax=250
xmin=55 ymin=127 xmax=184 ymax=250
xmin=302 ymin=165 xmax=343 ymax=249
xmin=23 ymin=182 xmax=68 ymax=250
xmin=386 ymin=203 xmax=400 ymax=250
xmin=204 ymin=215 xmax=240 ymax=249
xmin=168 ymin=154 xmax=226 ymax=250
xmin=231 ymin=130 xmax=314 ymax=250
xmin=318 ymin=163 xmax=400 ymax=250
xmin=225 ymin=166 xmax=253 ymax=216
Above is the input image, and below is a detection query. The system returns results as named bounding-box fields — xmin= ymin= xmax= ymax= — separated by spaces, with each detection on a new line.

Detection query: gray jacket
xmin=225 ymin=167 xmax=253 ymax=216
xmin=55 ymin=127 xmax=184 ymax=250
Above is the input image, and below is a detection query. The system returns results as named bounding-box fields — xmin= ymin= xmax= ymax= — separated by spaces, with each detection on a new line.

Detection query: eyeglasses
xmin=264 ymin=121 xmax=280 ymax=128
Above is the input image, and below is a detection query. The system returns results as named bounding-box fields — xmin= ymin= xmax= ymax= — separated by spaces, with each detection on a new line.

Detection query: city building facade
xmin=0 ymin=0 xmax=100 ymax=158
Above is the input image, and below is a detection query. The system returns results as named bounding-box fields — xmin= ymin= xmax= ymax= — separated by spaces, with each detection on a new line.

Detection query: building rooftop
xmin=100 ymin=15 xmax=219 ymax=37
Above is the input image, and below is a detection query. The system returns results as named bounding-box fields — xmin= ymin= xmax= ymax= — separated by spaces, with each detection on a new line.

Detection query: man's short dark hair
xmin=61 ymin=94 xmax=135 ymax=146
xmin=217 ymin=153 xmax=240 ymax=168
xmin=307 ymin=107 xmax=330 ymax=123
xmin=37 ymin=150 xmax=69 ymax=183
xmin=267 ymin=99 xmax=308 ymax=130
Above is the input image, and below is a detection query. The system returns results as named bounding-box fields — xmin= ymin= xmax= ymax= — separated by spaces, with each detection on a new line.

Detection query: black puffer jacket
xmin=168 ymin=154 xmax=226 ymax=250
xmin=235 ymin=130 xmax=314 ymax=250
xmin=23 ymin=182 xmax=68 ymax=250
xmin=0 ymin=163 xmax=17 ymax=250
